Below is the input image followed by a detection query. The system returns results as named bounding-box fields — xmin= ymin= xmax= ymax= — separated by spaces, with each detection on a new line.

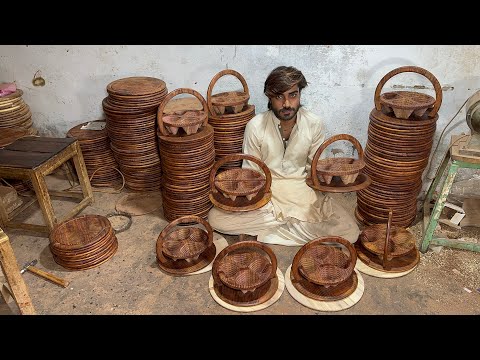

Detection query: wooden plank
xmin=30 ymin=171 xmax=56 ymax=232
xmin=0 ymin=151 xmax=53 ymax=169
xmin=4 ymin=222 xmax=49 ymax=234
xmin=0 ymin=229 xmax=36 ymax=314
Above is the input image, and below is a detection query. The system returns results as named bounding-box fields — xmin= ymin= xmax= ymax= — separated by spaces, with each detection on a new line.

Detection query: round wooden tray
xmin=107 ymin=77 xmax=166 ymax=97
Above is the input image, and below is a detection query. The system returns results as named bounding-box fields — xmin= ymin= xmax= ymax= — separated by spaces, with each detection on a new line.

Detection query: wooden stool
xmin=421 ymin=135 xmax=480 ymax=253
xmin=0 ymin=227 xmax=35 ymax=314
xmin=0 ymin=137 xmax=93 ymax=235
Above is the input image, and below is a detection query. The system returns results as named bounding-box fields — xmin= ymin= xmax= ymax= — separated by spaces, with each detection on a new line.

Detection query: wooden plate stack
xmin=103 ymin=77 xmax=167 ymax=191
xmin=157 ymin=89 xmax=215 ymax=221
xmin=207 ymin=70 xmax=255 ymax=169
xmin=49 ymin=215 xmax=118 ymax=271
xmin=356 ymin=66 xmax=442 ymax=227
xmin=0 ymin=89 xmax=37 ymax=135
xmin=67 ymin=120 xmax=122 ymax=187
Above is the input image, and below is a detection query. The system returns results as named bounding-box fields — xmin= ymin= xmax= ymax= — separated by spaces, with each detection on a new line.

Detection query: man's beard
xmin=272 ymin=105 xmax=299 ymax=121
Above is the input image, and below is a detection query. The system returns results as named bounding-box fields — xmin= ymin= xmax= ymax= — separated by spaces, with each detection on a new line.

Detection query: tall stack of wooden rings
xmin=355 ymin=210 xmax=420 ymax=276
xmin=0 ymin=89 xmax=37 ymax=135
xmin=156 ymin=215 xmax=216 ymax=275
xmin=103 ymin=77 xmax=166 ymax=191
xmin=49 ymin=214 xmax=118 ymax=270
xmin=207 ymin=69 xmax=255 ymax=169
xmin=67 ymin=120 xmax=122 ymax=188
xmin=211 ymin=240 xmax=281 ymax=308
xmin=209 ymin=153 xmax=272 ymax=212
xmin=306 ymin=133 xmax=371 ymax=193
xmin=356 ymin=66 xmax=442 ymax=227
xmin=288 ymin=237 xmax=361 ymax=306
xmin=157 ymin=88 xmax=215 ymax=221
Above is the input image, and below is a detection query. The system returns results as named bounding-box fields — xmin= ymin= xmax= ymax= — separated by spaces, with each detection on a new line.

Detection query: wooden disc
xmin=107 ymin=77 xmax=166 ymax=96
xmin=355 ymin=258 xmax=417 ymax=278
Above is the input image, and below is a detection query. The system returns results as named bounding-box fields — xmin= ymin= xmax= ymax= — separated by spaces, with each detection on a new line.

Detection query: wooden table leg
xmin=30 ymin=171 xmax=56 ymax=233
xmin=0 ymin=229 xmax=35 ymax=314
xmin=71 ymin=143 xmax=93 ymax=203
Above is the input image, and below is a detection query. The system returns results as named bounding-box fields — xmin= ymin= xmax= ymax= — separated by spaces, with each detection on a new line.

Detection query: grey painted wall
xmin=1 ymin=45 xmax=480 ymax=184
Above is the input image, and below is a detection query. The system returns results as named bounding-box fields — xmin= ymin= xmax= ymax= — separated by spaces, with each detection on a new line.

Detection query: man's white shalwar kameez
xmin=208 ymin=108 xmax=360 ymax=245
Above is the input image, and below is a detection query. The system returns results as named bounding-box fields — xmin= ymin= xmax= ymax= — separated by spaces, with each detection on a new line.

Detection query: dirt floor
xmin=1 ymin=170 xmax=480 ymax=315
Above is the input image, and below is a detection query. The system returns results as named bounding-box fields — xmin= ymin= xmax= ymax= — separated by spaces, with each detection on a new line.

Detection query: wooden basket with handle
xmin=292 ymin=236 xmax=357 ymax=287
xmin=157 ymin=88 xmax=208 ymax=136
xmin=210 ymin=153 xmax=272 ymax=211
xmin=360 ymin=210 xmax=415 ymax=269
xmin=375 ymin=66 xmax=442 ymax=120
xmin=207 ymin=69 xmax=250 ymax=116
xmin=311 ymin=134 xmax=365 ymax=186
xmin=157 ymin=215 xmax=213 ymax=262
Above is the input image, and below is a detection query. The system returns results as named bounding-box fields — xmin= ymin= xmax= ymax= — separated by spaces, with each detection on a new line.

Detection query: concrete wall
xmin=1 ymin=45 xmax=480 ymax=182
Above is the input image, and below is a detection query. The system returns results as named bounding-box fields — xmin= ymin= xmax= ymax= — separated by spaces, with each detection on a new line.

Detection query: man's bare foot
xmin=238 ymin=233 xmax=258 ymax=242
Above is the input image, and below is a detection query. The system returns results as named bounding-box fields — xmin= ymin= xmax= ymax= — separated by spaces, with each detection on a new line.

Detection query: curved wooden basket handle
xmin=374 ymin=66 xmax=442 ymax=118
xmin=291 ymin=236 xmax=357 ymax=284
xmin=157 ymin=88 xmax=208 ymax=136
xmin=311 ymin=134 xmax=364 ymax=188
xmin=209 ymin=153 xmax=272 ymax=194
xmin=158 ymin=215 xmax=214 ymax=249
xmin=212 ymin=240 xmax=277 ymax=286
xmin=206 ymin=69 xmax=250 ymax=115
xmin=382 ymin=210 xmax=393 ymax=269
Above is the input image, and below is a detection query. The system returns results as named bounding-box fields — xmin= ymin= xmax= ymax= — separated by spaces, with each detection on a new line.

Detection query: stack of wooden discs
xmin=207 ymin=70 xmax=255 ymax=169
xmin=103 ymin=77 xmax=167 ymax=191
xmin=49 ymin=215 xmax=118 ymax=271
xmin=157 ymin=89 xmax=215 ymax=221
xmin=356 ymin=66 xmax=441 ymax=227
xmin=0 ymin=89 xmax=37 ymax=134
xmin=67 ymin=120 xmax=122 ymax=188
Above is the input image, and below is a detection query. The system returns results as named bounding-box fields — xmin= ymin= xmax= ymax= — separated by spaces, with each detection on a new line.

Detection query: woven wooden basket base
xmin=156 ymin=243 xmax=216 ymax=276
xmin=213 ymin=276 xmax=278 ymax=307
xmin=291 ymin=269 xmax=358 ymax=301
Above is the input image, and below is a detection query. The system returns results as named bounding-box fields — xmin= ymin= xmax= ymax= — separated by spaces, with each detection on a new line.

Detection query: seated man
xmin=208 ymin=66 xmax=360 ymax=245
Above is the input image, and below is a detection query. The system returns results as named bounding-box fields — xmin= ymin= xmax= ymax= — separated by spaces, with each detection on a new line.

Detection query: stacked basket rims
xmin=49 ymin=215 xmax=118 ymax=270
xmin=67 ymin=120 xmax=122 ymax=188
xmin=157 ymin=88 xmax=215 ymax=221
xmin=0 ymin=89 xmax=37 ymax=135
xmin=356 ymin=66 xmax=442 ymax=227
xmin=103 ymin=77 xmax=167 ymax=191
xmin=207 ymin=69 xmax=255 ymax=169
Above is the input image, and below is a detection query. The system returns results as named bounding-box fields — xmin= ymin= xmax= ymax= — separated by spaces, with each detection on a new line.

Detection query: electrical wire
xmin=425 ymin=96 xmax=471 ymax=180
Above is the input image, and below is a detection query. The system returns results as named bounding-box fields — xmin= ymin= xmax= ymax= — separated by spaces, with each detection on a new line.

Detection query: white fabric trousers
xmin=208 ymin=198 xmax=360 ymax=246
